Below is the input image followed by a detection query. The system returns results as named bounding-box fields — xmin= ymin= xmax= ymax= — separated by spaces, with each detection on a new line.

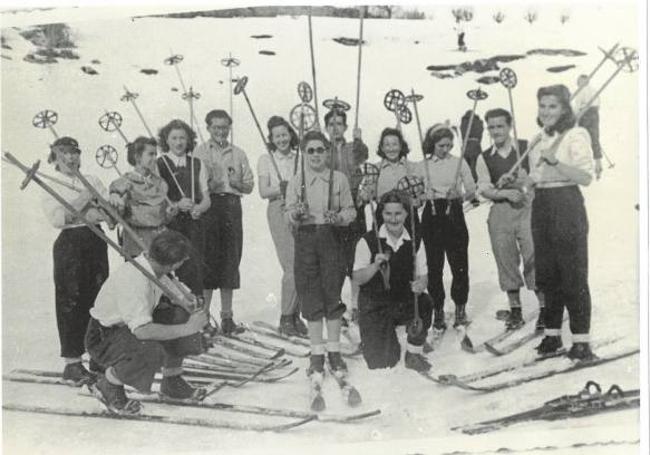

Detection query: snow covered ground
xmin=1 ymin=2 xmax=644 ymax=454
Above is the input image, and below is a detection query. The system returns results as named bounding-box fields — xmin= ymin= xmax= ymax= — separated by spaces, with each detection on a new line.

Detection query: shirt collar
xmin=379 ymin=224 xmax=411 ymax=250
xmin=165 ymin=153 xmax=188 ymax=167
xmin=307 ymin=168 xmax=330 ymax=185
xmin=209 ymin=139 xmax=232 ymax=154
xmin=381 ymin=157 xmax=405 ymax=169
xmin=490 ymin=137 xmax=514 ymax=156
xmin=273 ymin=150 xmax=297 ymax=161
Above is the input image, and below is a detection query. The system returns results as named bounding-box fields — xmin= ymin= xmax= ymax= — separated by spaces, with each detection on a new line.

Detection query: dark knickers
xmin=203 ymin=193 xmax=243 ymax=290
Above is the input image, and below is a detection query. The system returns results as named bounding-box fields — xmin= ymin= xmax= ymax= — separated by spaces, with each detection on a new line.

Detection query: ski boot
xmin=160 ymin=375 xmax=206 ymax=400
xmin=293 ymin=312 xmax=309 ymax=337
xmin=432 ymin=307 xmax=447 ymax=332
xmin=453 ymin=304 xmax=470 ymax=329
xmin=567 ymin=342 xmax=597 ymax=362
xmin=62 ymin=362 xmax=96 ymax=386
xmin=536 ymin=335 xmax=563 ymax=355
xmin=505 ymin=307 xmax=525 ymax=330
xmin=91 ymin=375 xmax=141 ymax=415
xmin=535 ymin=307 xmax=546 ymax=332
xmin=495 ymin=309 xmax=511 ymax=321
xmin=279 ymin=314 xmax=301 ymax=337
xmin=327 ymin=351 xmax=348 ymax=375
xmin=89 ymin=359 xmax=105 ymax=375
xmin=405 ymin=351 xmax=432 ymax=372
xmin=221 ymin=317 xmax=245 ymax=336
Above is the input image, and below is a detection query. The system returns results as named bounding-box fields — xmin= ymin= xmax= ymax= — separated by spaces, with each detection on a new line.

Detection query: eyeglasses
xmin=306 ymin=147 xmax=326 ymax=155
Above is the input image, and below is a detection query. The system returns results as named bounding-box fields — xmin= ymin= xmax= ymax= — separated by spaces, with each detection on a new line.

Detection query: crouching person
xmin=353 ymin=190 xmax=433 ymax=372
xmin=85 ymin=230 xmax=209 ymax=414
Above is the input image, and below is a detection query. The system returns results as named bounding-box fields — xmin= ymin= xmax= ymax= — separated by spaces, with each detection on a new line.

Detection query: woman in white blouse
xmin=526 ymin=84 xmax=594 ymax=361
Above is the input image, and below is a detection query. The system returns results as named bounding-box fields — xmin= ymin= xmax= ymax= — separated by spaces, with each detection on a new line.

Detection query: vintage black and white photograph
xmin=1 ymin=0 xmax=646 ymax=453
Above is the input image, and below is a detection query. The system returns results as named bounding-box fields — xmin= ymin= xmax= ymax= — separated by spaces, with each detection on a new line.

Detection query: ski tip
xmin=460 ymin=335 xmax=474 ymax=352
xmin=310 ymin=396 xmax=326 ymax=413
xmin=484 ymin=343 xmax=504 ymax=356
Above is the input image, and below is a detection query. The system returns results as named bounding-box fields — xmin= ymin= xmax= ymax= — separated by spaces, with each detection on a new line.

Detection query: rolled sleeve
xmin=353 ymin=238 xmax=372 ymax=271
xmin=475 ymin=154 xmax=493 ymax=194
xmin=336 ymin=175 xmax=356 ymax=224
xmin=566 ymin=128 xmax=594 ymax=176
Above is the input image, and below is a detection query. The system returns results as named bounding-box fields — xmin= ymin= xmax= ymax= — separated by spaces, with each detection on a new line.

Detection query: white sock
xmin=63 ymin=357 xmax=82 ymax=365
xmin=326 ymin=341 xmax=340 ymax=353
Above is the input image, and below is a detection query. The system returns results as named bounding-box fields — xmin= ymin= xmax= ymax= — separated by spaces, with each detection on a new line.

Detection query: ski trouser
xmin=294 ymin=225 xmax=347 ymax=322
xmin=267 ymin=198 xmax=299 ymax=316
xmin=358 ymin=291 xmax=433 ymax=369
xmin=578 ymin=107 xmax=602 ymax=160
xmin=53 ymin=226 xmax=109 ymax=359
xmin=532 ymin=185 xmax=591 ymax=339
xmin=487 ymin=200 xmax=535 ymax=292
xmin=203 ymin=193 xmax=243 ymax=290
xmin=167 ymin=214 xmax=205 ymax=296
xmin=421 ymin=198 xmax=470 ymax=312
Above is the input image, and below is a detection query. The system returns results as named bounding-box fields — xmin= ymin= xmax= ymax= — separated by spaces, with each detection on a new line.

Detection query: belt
xmin=535 ymin=181 xmax=575 ymax=189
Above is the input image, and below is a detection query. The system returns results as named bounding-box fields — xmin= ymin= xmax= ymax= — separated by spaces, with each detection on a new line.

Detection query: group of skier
xmin=36 ymin=66 xmax=605 ymax=415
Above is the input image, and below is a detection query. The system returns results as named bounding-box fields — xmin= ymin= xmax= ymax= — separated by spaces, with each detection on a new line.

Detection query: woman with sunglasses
xmin=524 ymin=84 xmax=595 ymax=361
xmin=284 ymin=130 xmax=356 ymax=383
xmin=416 ymin=124 xmax=477 ymax=333
xmin=258 ymin=116 xmax=308 ymax=337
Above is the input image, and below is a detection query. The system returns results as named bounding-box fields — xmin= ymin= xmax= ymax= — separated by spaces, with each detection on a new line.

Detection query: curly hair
xmin=126 ymin=136 xmax=157 ymax=166
xmin=378 ymin=188 xmax=411 ymax=214
xmin=485 ymin=108 xmax=512 ymax=125
xmin=157 ymin=119 xmax=197 ymax=154
xmin=149 ymin=230 xmax=191 ymax=266
xmin=300 ymin=130 xmax=330 ymax=152
xmin=324 ymin=109 xmax=347 ymax=127
xmin=536 ymin=84 xmax=576 ymax=135
xmin=377 ymin=127 xmax=410 ymax=159
xmin=205 ymin=109 xmax=232 ymax=126
xmin=422 ymin=124 xmax=454 ymax=156
xmin=266 ymin=115 xmax=299 ymax=151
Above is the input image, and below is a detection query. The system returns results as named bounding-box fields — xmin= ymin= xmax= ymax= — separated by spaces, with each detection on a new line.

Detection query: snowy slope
xmin=1 ymin=3 xmax=642 ymax=454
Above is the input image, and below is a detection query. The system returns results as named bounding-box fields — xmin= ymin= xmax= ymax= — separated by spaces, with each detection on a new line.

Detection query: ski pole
xmin=4 ymin=152 xmax=194 ymax=309
xmin=571 ymin=42 xmax=619 ymax=101
xmin=354 ymin=6 xmax=365 ymax=131
xmin=233 ymin=76 xmax=283 ymax=184
xmin=121 ymin=86 xmax=155 ymax=138
xmin=32 ymin=110 xmax=60 ymax=140
xmin=95 ymin=144 xmax=123 ymax=177
xmin=165 ymin=52 xmax=205 ymax=143
xmin=307 ymin=10 xmax=320 ymax=128
xmin=221 ymin=53 xmax=240 ymax=144
xmin=182 ymin=87 xmax=201 ymax=202
xmin=1 ymin=155 xmax=82 ymax=192
xmin=499 ymin=68 xmax=521 ymax=159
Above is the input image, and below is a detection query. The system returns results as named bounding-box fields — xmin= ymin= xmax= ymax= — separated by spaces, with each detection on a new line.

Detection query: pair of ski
xmin=4 ymin=370 xmax=379 ymax=431
xmin=423 ymin=339 xmax=638 ymax=393
xmin=250 ymin=321 xmax=362 ymax=357
xmin=461 ymin=311 xmax=540 ymax=355
xmin=310 ymin=365 xmax=362 ymax=412
xmin=453 ymin=380 xmax=640 ymax=434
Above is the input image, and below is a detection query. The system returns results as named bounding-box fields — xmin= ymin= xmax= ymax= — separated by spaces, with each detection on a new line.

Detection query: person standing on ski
xmin=40 ymin=136 xmax=110 ymax=384
xmin=322 ymin=109 xmax=368 ymax=322
xmin=284 ymin=130 xmax=356 ymax=377
xmin=156 ymin=120 xmax=210 ymax=299
xmin=86 ymin=230 xmax=209 ymax=415
xmin=353 ymin=190 xmax=433 ymax=372
xmin=524 ymin=84 xmax=595 ymax=361
xmin=194 ymin=110 xmax=254 ymax=335
xmin=415 ymin=124 xmax=477 ymax=332
xmin=257 ymin=115 xmax=308 ymax=337
xmin=573 ymin=74 xmax=604 ymax=180
xmin=475 ymin=108 xmax=545 ymax=331
xmin=108 ymin=136 xmax=178 ymax=258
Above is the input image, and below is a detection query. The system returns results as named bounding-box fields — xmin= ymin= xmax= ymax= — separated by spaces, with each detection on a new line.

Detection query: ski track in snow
xmin=1 ymin=5 xmax=641 ymax=455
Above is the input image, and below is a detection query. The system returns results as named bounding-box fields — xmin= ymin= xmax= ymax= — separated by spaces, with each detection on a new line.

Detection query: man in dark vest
xmin=352 ymin=190 xmax=433 ymax=372
xmin=475 ymin=108 xmax=545 ymax=331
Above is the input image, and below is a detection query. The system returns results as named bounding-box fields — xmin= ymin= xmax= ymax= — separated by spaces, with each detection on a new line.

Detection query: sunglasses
xmin=306 ymin=147 xmax=326 ymax=155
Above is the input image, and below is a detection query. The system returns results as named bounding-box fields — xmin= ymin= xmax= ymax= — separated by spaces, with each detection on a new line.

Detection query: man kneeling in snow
xmin=352 ymin=190 xmax=433 ymax=372
xmin=85 ymin=230 xmax=208 ymax=414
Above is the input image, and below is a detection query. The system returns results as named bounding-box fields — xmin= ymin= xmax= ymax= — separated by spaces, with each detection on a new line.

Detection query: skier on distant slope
xmin=257 ymin=115 xmax=308 ymax=337
xmin=475 ymin=108 xmax=545 ymax=331
xmin=86 ymin=230 xmax=209 ymax=415
xmin=194 ymin=110 xmax=255 ymax=335
xmin=353 ymin=190 xmax=433 ymax=372
xmin=284 ymin=130 xmax=356 ymax=377
xmin=523 ymin=84 xmax=595 ymax=361
xmin=40 ymin=136 xmax=110 ymax=385
xmin=415 ymin=124 xmax=477 ymax=332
